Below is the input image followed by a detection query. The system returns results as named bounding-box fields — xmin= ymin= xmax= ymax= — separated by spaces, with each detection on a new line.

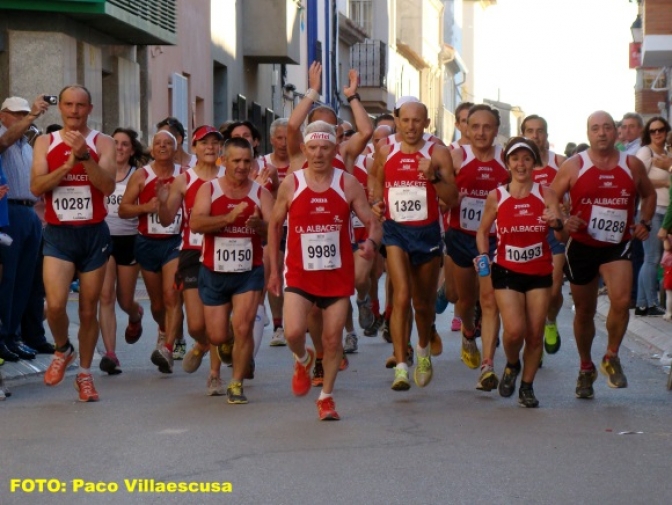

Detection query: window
xmin=350 ymin=0 xmax=372 ymax=37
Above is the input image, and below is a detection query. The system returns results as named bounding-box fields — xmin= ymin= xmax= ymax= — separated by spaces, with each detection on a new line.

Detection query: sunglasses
xmin=343 ymin=129 xmax=355 ymax=137
xmin=649 ymin=127 xmax=667 ymax=135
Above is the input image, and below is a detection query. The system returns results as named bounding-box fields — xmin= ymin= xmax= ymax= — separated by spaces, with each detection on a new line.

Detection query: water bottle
xmin=476 ymin=254 xmax=490 ymax=277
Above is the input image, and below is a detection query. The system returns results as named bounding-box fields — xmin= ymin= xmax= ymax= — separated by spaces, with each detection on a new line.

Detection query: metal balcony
xmin=350 ymin=39 xmax=390 ymax=112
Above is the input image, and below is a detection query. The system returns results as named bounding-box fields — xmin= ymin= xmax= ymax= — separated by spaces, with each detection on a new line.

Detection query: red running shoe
xmin=74 ymin=373 xmax=99 ymax=402
xmin=125 ymin=306 xmax=144 ymax=344
xmin=316 ymin=396 xmax=340 ymax=421
xmin=292 ymin=348 xmax=315 ymax=396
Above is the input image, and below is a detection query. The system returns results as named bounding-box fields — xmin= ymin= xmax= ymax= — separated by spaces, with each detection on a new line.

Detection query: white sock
xmin=416 ymin=345 xmax=429 ymax=358
xmin=395 ymin=362 xmax=408 ymax=373
xmin=318 ymin=391 xmax=332 ymax=400
xmin=294 ymin=350 xmax=310 ymax=365
xmin=78 ymin=367 xmax=90 ymax=375
xmin=252 ymin=304 xmax=264 ymax=357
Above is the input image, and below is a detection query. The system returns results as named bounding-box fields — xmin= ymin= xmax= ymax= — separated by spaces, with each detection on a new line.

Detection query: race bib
xmin=52 ymin=186 xmax=93 ymax=221
xmin=148 ymin=209 xmax=182 ymax=235
xmin=388 ymin=186 xmax=428 ymax=222
xmin=189 ymin=231 xmax=204 ymax=247
xmin=106 ymin=186 xmax=125 ymax=217
xmin=213 ymin=237 xmax=252 ymax=272
xmin=588 ymin=205 xmax=627 ymax=244
xmin=459 ymin=197 xmax=485 ymax=232
xmin=505 ymin=242 xmax=543 ymax=263
xmin=301 ymin=231 xmax=341 ymax=271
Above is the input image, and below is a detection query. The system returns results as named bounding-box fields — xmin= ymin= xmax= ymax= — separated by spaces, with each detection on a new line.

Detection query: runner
xmin=268 ymin=121 xmax=381 ymax=420
xmin=550 ymin=110 xmax=655 ymax=399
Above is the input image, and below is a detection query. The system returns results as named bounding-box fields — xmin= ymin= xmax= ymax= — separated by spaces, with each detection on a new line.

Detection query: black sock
xmin=55 ymin=340 xmax=72 ymax=353
xmin=520 ymin=380 xmax=533 ymax=390
xmin=507 ymin=361 xmax=521 ymax=371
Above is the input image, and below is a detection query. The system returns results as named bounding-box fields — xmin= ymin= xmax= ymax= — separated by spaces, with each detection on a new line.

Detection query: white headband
xmin=505 ymin=142 xmax=536 ymax=158
xmin=304 ymin=132 xmax=336 ymax=144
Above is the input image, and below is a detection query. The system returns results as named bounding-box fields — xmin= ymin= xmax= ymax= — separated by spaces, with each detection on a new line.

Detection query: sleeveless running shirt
xmin=137 ymin=164 xmax=183 ymax=237
xmin=383 ymin=140 xmax=439 ymax=226
xmin=106 ymin=166 xmax=138 ymax=236
xmin=284 ymin=169 xmax=354 ymax=297
xmin=449 ymin=145 xmax=509 ymax=236
xmin=262 ymin=153 xmax=289 ymax=184
xmin=45 ymin=130 xmax=106 ymax=225
xmin=351 ymin=154 xmax=370 ymax=242
xmin=181 ymin=166 xmax=225 ymax=250
xmin=532 ymin=150 xmax=560 ymax=186
xmin=569 ymin=151 xmax=636 ymax=247
xmin=200 ymin=180 xmax=263 ymax=272
xmin=494 ymin=183 xmax=552 ymax=276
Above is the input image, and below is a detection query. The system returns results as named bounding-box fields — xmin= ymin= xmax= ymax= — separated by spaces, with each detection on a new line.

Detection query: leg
xmin=98 ymin=258 xmax=118 ymax=354
xmin=521 ymin=288 xmax=551 ymax=383
xmin=182 ymin=289 xmax=207 ymax=345
xmin=116 ymin=263 xmax=141 ymax=320
xmin=161 ymin=258 xmax=181 ymax=348
xmin=454 ymin=264 xmax=478 ymax=333
xmin=409 ymin=257 xmax=441 ymax=350
xmin=320 ymin=298 xmax=350 ymax=395
xmin=230 ymin=290 xmax=262 ymax=382
xmin=547 ymin=253 xmax=565 ymax=323
xmin=385 ymin=246 xmax=412 ymax=366
xmin=76 ymin=263 xmax=108 ymax=369
xmin=43 ymin=257 xmax=76 ymax=349
xmin=495 ymin=289 xmax=527 ymax=367
xmin=570 ymin=278 xmax=599 ymax=364
xmin=600 ymin=260 xmax=633 ymax=354
xmin=479 ymin=273 xmax=500 ymax=364
xmin=141 ymin=269 xmax=166 ymax=330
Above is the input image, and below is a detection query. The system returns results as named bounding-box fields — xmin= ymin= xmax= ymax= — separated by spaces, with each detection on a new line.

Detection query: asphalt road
xmin=1 ymin=287 xmax=671 ymax=505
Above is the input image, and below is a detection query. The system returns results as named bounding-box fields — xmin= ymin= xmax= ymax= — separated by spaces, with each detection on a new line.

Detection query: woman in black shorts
xmin=476 ymin=137 xmax=563 ymax=407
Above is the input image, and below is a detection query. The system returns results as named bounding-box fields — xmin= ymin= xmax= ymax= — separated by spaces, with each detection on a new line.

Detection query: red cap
xmin=192 ymin=125 xmax=223 ymax=145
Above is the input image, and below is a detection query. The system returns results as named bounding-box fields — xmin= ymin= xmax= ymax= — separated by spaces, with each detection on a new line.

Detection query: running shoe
xmin=544 ymin=322 xmax=561 ymax=354
xmin=414 ymin=355 xmax=433 ymax=387
xmin=227 ymin=381 xmax=248 ymax=404
xmin=451 ymin=317 xmax=461 ymax=332
xmin=312 ymin=358 xmax=324 ymax=387
xmin=498 ymin=364 xmax=520 ymax=397
xmin=460 ymin=333 xmax=481 ymax=369
xmin=339 ymin=354 xmax=349 ymax=371
xmin=357 ymin=295 xmax=374 ymax=330
xmin=182 ymin=344 xmax=207 ymax=374
xmin=344 ymin=332 xmax=358 ymax=354
xmin=645 ymin=306 xmax=666 ymax=317
xmin=44 ymin=345 xmax=77 ymax=386
xmin=476 ymin=364 xmax=499 ymax=391
xmin=124 ymin=305 xmax=144 ymax=344
xmin=381 ymin=318 xmax=391 ymax=343
xmin=151 ymin=345 xmax=173 ymax=374
xmin=600 ymin=355 xmax=628 ymax=388
xmin=0 ymin=374 xmax=9 ymax=399
xmin=74 ymin=373 xmax=99 ymax=402
xmin=435 ymin=283 xmax=449 ymax=314
xmin=217 ymin=338 xmax=234 ymax=365
xmin=518 ymin=386 xmax=539 ymax=408
xmin=99 ymin=352 xmax=122 ymax=375
xmin=0 ymin=356 xmax=4 ymax=366
xmin=364 ymin=315 xmax=384 ymax=337
xmin=575 ymin=367 xmax=597 ymax=399
xmin=292 ymin=348 xmax=315 ymax=396
xmin=207 ymin=375 xmax=225 ymax=396
xmin=391 ymin=367 xmax=411 ymax=391
xmin=384 ymin=344 xmax=414 ymax=368
xmin=172 ymin=339 xmax=186 ymax=360
xmin=316 ymin=396 xmax=340 ymax=421
xmin=634 ymin=306 xmax=648 ymax=316
xmin=269 ymin=327 xmax=286 ymax=346
xmin=430 ymin=324 xmax=443 ymax=356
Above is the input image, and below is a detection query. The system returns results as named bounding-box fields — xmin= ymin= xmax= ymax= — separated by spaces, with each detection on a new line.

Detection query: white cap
xmin=394 ymin=96 xmax=420 ymax=110
xmin=1 ymin=96 xmax=30 ymax=112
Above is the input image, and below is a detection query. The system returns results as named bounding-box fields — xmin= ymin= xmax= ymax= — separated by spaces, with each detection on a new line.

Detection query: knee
xmin=321 ymin=334 xmax=341 ymax=355
xmin=78 ymin=302 xmax=98 ymax=324
xmin=392 ymin=287 xmax=411 ymax=310
xmin=99 ymin=289 xmax=115 ymax=307
xmin=162 ymin=288 xmax=179 ymax=309
xmin=233 ymin=321 xmax=252 ymax=341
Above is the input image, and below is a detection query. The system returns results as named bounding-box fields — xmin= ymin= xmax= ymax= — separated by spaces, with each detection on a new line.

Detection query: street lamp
xmin=631 ymin=14 xmax=643 ymax=44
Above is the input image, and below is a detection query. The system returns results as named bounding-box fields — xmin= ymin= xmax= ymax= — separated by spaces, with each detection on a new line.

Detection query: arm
xmin=267 ymin=178 xmax=292 ymax=296
xmin=0 ymin=96 xmax=49 ymax=154
xmin=246 ymin=186 xmax=275 ymax=241
xmin=342 ymin=70 xmax=373 ymax=168
xmin=83 ymin=132 xmax=116 ymax=196
xmin=346 ymin=174 xmax=382 ymax=261
xmin=158 ymin=173 xmax=186 ymax=226
xmin=476 ymin=191 xmax=497 ymax=259
xmin=371 ymin=144 xmax=390 ymax=203
xmin=118 ymin=169 xmax=154 ymax=219
xmin=423 ymin=144 xmax=458 ymax=208
xmin=190 ymin=182 xmax=249 ymax=234
xmin=661 ymin=184 xmax=672 ymax=235
xmin=287 ymin=61 xmax=322 ymax=158
xmin=30 ymin=135 xmax=75 ymax=197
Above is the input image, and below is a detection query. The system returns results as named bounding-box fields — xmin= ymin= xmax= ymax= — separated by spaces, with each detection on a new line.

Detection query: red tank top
xmin=569 ymin=151 xmax=636 ymax=247
xmin=494 ymin=183 xmax=552 ymax=276
xmin=44 ymin=130 xmax=106 ymax=225
xmin=383 ymin=141 xmax=439 ymax=226
xmin=181 ymin=167 xmax=225 ymax=250
xmin=532 ymin=151 xmax=560 ymax=186
xmin=263 ymin=154 xmax=289 ymax=184
xmin=284 ymin=169 xmax=354 ymax=297
xmin=449 ymin=145 xmax=509 ymax=236
xmin=137 ymin=164 xmax=182 ymax=237
xmin=201 ymin=181 xmax=263 ymax=272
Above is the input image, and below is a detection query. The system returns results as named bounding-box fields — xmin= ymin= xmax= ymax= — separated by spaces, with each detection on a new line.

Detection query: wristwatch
xmin=75 ymin=150 xmax=90 ymax=162
xmin=640 ymin=219 xmax=652 ymax=232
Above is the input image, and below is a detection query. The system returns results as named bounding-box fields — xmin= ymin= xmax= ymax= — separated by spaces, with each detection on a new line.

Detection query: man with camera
xmin=31 ymin=85 xmax=116 ymax=402
xmin=0 ymin=95 xmax=51 ymax=366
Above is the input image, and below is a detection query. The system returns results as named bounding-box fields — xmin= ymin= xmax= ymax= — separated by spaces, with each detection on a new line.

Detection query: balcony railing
xmin=351 ymin=39 xmax=387 ymax=88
